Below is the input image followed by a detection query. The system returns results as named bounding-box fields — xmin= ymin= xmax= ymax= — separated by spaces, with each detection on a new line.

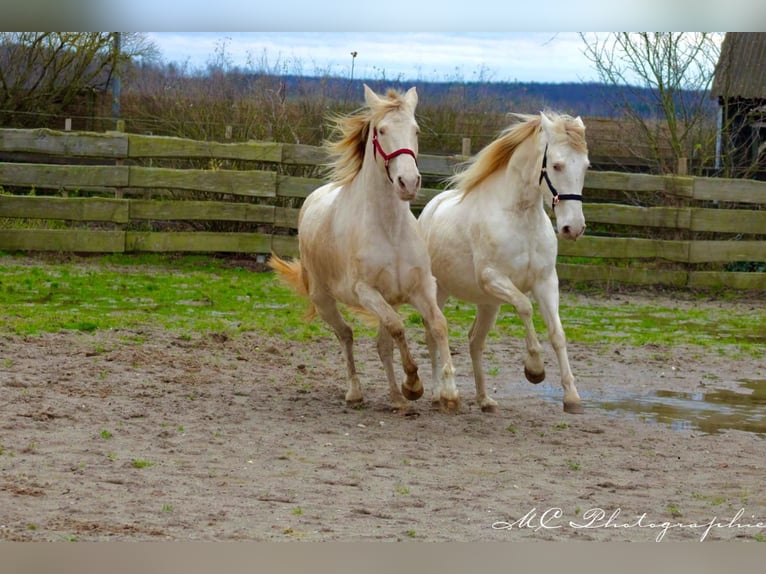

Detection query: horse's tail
xmin=268 ymin=253 xmax=316 ymax=321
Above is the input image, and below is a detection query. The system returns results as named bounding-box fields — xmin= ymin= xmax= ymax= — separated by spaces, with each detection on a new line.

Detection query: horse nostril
xmin=398 ymin=175 xmax=405 ymax=189
xmin=562 ymin=225 xmax=571 ymax=235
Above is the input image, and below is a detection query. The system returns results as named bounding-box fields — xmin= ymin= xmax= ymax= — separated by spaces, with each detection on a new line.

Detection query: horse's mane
xmin=449 ymin=111 xmax=588 ymax=195
xmin=323 ymin=88 xmax=412 ymax=186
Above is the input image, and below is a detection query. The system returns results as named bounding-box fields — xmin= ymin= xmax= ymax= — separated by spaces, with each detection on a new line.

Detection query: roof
xmin=712 ymin=33 xmax=766 ymax=99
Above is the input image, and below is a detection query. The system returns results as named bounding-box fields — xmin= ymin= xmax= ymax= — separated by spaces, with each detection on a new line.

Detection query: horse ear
xmin=539 ymin=111 xmax=555 ymax=136
xmin=363 ymin=84 xmax=382 ymax=107
xmin=574 ymin=115 xmax=585 ymax=129
xmin=404 ymin=86 xmax=418 ymax=109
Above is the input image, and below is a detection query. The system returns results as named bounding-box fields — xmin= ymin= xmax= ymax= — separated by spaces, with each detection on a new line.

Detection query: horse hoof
xmin=439 ymin=396 xmax=461 ymax=414
xmin=563 ymin=401 xmax=584 ymax=415
xmin=390 ymin=401 xmax=410 ymax=413
xmin=524 ymin=366 xmax=545 ymax=384
xmin=345 ymin=395 xmax=364 ymax=407
xmin=481 ymin=403 xmax=498 ymax=414
xmin=402 ymin=384 xmax=424 ymax=401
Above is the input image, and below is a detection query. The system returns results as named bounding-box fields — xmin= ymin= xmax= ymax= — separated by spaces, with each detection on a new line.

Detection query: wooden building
xmin=711 ymin=32 xmax=766 ymax=180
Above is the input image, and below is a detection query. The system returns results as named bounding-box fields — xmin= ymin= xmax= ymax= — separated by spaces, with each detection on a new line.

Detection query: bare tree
xmin=580 ymin=32 xmax=722 ymax=175
xmin=0 ymin=32 xmax=158 ymax=128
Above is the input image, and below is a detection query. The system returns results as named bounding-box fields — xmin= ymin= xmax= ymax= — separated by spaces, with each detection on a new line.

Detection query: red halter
xmin=372 ymin=127 xmax=418 ymax=183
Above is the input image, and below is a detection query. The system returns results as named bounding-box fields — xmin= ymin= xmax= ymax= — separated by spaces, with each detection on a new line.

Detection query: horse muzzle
xmin=395 ymin=173 xmax=421 ymax=202
xmin=558 ymin=223 xmax=586 ymax=240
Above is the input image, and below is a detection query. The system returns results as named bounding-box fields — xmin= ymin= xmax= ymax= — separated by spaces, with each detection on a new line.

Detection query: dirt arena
xmin=1 ymin=292 xmax=764 ymax=542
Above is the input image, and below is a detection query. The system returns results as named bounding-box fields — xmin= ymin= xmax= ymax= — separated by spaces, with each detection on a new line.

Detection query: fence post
xmin=461 ymin=137 xmax=471 ymax=157
xmin=64 ymin=118 xmax=72 ymax=131
xmin=225 ymin=125 xmax=232 ymax=140
xmin=677 ymin=157 xmax=688 ymax=176
xmin=114 ymin=121 xmax=125 ymax=199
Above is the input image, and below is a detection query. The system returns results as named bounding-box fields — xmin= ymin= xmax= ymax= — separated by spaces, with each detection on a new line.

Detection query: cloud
xmin=147 ymin=32 xmax=602 ymax=83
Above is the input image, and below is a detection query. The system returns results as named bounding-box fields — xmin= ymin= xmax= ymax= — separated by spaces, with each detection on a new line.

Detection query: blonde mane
xmin=449 ymin=111 xmax=588 ymax=195
xmin=323 ymin=88 xmax=413 ymax=186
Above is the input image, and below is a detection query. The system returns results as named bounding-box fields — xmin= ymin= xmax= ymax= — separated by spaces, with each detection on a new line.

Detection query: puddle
xmin=544 ymin=378 xmax=766 ymax=436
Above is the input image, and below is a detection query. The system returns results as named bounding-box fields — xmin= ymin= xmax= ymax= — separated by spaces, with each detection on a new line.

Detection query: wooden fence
xmin=1 ymin=127 xmax=765 ymax=290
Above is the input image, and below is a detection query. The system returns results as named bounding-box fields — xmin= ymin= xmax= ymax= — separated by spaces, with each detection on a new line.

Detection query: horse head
xmin=538 ymin=112 xmax=589 ymax=240
xmin=365 ymin=84 xmax=421 ymax=202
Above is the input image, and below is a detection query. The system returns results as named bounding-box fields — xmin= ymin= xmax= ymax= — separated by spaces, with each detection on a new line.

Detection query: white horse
xmin=270 ymin=84 xmax=460 ymax=412
xmin=418 ymin=111 xmax=589 ymax=414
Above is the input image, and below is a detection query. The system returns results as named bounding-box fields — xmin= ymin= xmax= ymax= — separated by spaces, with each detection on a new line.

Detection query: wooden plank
xmin=585 ymin=171 xmax=694 ymax=198
xmin=277 ymin=175 xmax=323 ymax=199
xmin=0 ymin=196 xmax=129 ymax=223
xmin=274 ymin=207 xmax=300 ymax=229
xmin=0 ymin=162 xmax=129 ymax=188
xmin=584 ymin=204 xmax=692 ymax=229
xmin=693 ymin=177 xmax=766 ymax=204
xmin=127 ymin=166 xmax=277 ymax=197
xmin=584 ymin=204 xmax=766 ymax=234
xmin=128 ymin=200 xmax=275 ymax=223
xmin=688 ymin=271 xmax=766 ymax=290
xmin=127 ymin=134 xmax=283 ymax=162
xmin=557 ymin=263 xmax=688 ymax=286
xmin=125 ymin=231 xmax=273 ymax=253
xmin=281 ymin=143 xmax=326 ymax=165
xmin=688 ymin=240 xmax=766 ymax=263
xmin=0 ymin=229 xmax=125 ymax=252
xmin=558 ymin=236 xmax=691 ymax=262
xmin=689 ymin=208 xmax=766 ymax=234
xmin=0 ymin=128 xmax=127 ymax=158
xmin=418 ymin=154 xmax=464 ymax=177
xmin=271 ymin=234 xmax=299 ymax=258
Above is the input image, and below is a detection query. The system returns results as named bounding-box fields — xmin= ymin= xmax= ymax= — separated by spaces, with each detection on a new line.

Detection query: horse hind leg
xmin=376 ymin=325 xmax=409 ymax=409
xmin=312 ymin=291 xmax=363 ymax=405
xmin=468 ymin=304 xmax=500 ymax=413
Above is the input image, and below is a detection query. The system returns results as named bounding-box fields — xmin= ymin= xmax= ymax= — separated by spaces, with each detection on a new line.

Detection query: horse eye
xmin=378 ymin=127 xmax=386 ymax=136
xmin=553 ymin=163 xmax=563 ymax=172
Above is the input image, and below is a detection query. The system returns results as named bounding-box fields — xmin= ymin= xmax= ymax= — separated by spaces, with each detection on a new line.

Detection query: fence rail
xmin=1 ymin=128 xmax=765 ymax=290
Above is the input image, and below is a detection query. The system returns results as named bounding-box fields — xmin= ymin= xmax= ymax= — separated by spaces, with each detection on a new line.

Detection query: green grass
xmin=566 ymin=460 xmax=581 ymax=471
xmin=0 ymin=253 xmax=763 ymax=355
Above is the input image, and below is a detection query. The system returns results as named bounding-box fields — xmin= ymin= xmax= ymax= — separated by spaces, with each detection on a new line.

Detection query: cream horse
xmin=270 ymin=85 xmax=460 ymax=412
xmin=418 ymin=111 xmax=589 ymax=414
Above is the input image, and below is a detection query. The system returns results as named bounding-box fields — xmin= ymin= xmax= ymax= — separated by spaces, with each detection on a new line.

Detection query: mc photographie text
xmin=491 ymin=507 xmax=765 ymax=542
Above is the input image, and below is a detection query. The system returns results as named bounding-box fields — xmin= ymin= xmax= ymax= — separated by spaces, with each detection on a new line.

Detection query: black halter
xmin=539 ymin=144 xmax=583 ymax=209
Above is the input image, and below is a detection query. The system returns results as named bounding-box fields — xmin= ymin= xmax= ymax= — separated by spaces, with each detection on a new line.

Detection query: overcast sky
xmin=11 ymin=1 xmax=762 ymax=84
xmin=147 ymin=32 xmax=600 ymax=84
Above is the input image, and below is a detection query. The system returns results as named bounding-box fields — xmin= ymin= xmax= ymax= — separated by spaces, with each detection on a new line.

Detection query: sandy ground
xmin=1 ymin=293 xmax=765 ymax=542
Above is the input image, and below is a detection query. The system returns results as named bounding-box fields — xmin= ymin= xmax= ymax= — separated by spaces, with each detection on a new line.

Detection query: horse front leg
xmin=478 ymin=267 xmax=545 ymax=384
xmin=376 ymin=325 xmax=409 ymax=410
xmin=311 ymin=290 xmax=363 ymax=405
xmin=532 ymin=275 xmax=583 ymax=414
xmin=354 ymin=283 xmax=423 ymax=404
xmin=410 ymin=287 xmax=460 ymax=413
